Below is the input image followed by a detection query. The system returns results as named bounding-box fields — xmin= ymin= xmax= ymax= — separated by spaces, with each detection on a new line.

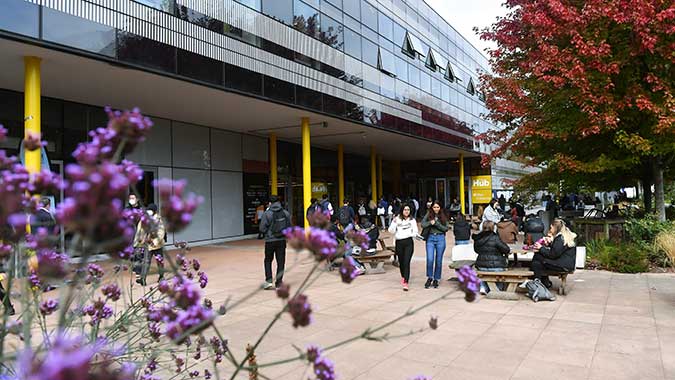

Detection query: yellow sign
xmin=471 ymin=175 xmax=493 ymax=204
xmin=311 ymin=182 xmax=328 ymax=200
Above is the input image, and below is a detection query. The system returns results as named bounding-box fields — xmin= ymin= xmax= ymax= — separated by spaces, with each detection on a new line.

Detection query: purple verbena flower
xmin=23 ymin=131 xmax=44 ymax=151
xmin=198 ymin=271 xmax=208 ymax=289
xmin=345 ymin=229 xmax=370 ymax=250
xmin=287 ymin=294 xmax=312 ymax=328
xmin=86 ymin=263 xmax=105 ymax=284
xmin=39 ymin=299 xmax=59 ymax=316
xmin=285 ymin=227 xmax=338 ymax=261
xmin=191 ymin=258 xmax=200 ymax=271
xmin=82 ymin=298 xmax=113 ymax=325
xmin=35 ymin=249 xmax=69 ymax=279
xmin=154 ymin=179 xmax=202 ymax=233
xmin=306 ymin=345 xmax=321 ymax=363
xmin=0 ymin=124 xmax=6 ymax=141
xmin=101 ymin=283 xmax=121 ymax=301
xmin=276 ymin=283 xmax=290 ymax=299
xmin=456 ymin=265 xmax=480 ymax=302
xmin=339 ymin=256 xmax=360 ymax=284
xmin=164 ymin=305 xmax=214 ymax=343
xmin=313 ymin=356 xmax=336 ymax=380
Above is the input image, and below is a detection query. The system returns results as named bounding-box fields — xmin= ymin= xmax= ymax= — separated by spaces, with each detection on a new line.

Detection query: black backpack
xmin=270 ymin=210 xmax=289 ymax=238
xmin=338 ymin=206 xmax=351 ymax=226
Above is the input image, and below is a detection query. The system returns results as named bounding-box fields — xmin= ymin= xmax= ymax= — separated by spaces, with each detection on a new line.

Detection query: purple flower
xmin=171 ymin=278 xmax=201 ymax=309
xmin=28 ymin=270 xmax=41 ymax=290
xmin=82 ymin=298 xmax=113 ymax=325
xmin=276 ymin=283 xmax=290 ymax=299
xmin=204 ymin=369 xmax=212 ymax=379
xmin=86 ymin=263 xmax=105 ymax=284
xmin=154 ymin=179 xmax=202 ymax=233
xmin=287 ymin=294 xmax=312 ymax=328
xmin=191 ymin=258 xmax=201 ymax=271
xmin=0 ymin=124 xmax=6 ymax=141
xmin=306 ymin=345 xmax=321 ymax=363
xmin=101 ymin=283 xmax=121 ymax=301
xmin=345 ymin=229 xmax=370 ymax=250
xmin=313 ymin=356 xmax=336 ymax=380
xmin=339 ymin=256 xmax=360 ymax=284
xmin=23 ymin=131 xmax=44 ymax=151
xmin=428 ymin=316 xmax=438 ymax=330
xmin=36 ymin=249 xmax=69 ymax=279
xmin=164 ymin=305 xmax=214 ymax=343
xmin=198 ymin=271 xmax=208 ymax=289
xmin=285 ymin=227 xmax=338 ymax=261
xmin=153 ymin=252 xmax=164 ymax=268
xmin=409 ymin=376 xmax=431 ymax=380
xmin=39 ymin=299 xmax=59 ymax=316
xmin=456 ymin=265 xmax=480 ymax=302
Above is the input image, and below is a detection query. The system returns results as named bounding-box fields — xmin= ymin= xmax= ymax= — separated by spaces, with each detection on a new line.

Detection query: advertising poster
xmin=243 ymin=173 xmax=269 ymax=235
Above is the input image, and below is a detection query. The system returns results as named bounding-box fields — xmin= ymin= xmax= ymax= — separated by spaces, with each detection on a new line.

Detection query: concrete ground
xmin=176 ymin=233 xmax=675 ymax=380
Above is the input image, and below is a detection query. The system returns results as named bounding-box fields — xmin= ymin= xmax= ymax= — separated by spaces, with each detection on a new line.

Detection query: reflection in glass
xmin=264 ymin=76 xmax=296 ymax=103
xmin=262 ymin=0 xmax=293 ymax=24
xmin=409 ymin=65 xmax=420 ymax=88
xmin=117 ymin=31 xmax=177 ymax=73
xmin=320 ymin=14 xmax=343 ymax=50
xmin=343 ymin=56 xmax=363 ymax=86
xmin=344 ymin=28 xmax=361 ymax=59
xmin=393 ymin=22 xmax=406 ymax=49
xmin=235 ymin=0 xmax=262 ymax=11
xmin=377 ymin=48 xmax=396 ymax=76
xmin=178 ymin=6 xmax=224 ymax=33
xmin=343 ymin=0 xmax=360 ymax=18
xmin=225 ymin=24 xmax=261 ymax=47
xmin=293 ymin=0 xmax=320 ymax=38
xmin=323 ymin=94 xmax=346 ymax=116
xmin=177 ymin=49 xmax=223 ymax=85
xmin=403 ymin=32 xmax=425 ymax=58
xmin=225 ymin=64 xmax=263 ymax=95
xmin=42 ymin=8 xmax=116 ymax=56
xmin=380 ymin=74 xmax=395 ymax=99
xmin=361 ymin=37 xmax=379 ymax=68
xmin=394 ymin=56 xmax=408 ymax=81
xmin=134 ymin=0 xmax=174 ymax=13
xmin=361 ymin=1 xmax=377 ymax=31
xmin=362 ymin=64 xmax=380 ymax=93
xmin=296 ymin=86 xmax=323 ymax=111
xmin=420 ymin=71 xmax=431 ymax=94
xmin=0 ymin=0 xmax=39 ymax=37
xmin=378 ymin=12 xmax=393 ymax=42
xmin=431 ymin=77 xmax=441 ymax=98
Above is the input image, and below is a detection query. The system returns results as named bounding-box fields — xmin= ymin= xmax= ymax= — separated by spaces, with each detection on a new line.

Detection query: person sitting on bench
xmin=532 ymin=218 xmax=577 ymax=289
xmin=473 ymin=221 xmax=511 ymax=294
xmin=354 ymin=216 xmax=379 ymax=255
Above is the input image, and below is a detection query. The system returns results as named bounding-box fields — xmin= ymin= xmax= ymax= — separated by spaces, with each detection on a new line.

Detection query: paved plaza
xmin=185 ymin=235 xmax=675 ymax=380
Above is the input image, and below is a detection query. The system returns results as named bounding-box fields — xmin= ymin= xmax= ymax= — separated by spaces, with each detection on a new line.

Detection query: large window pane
xmin=117 ymin=31 xmax=177 ymax=73
xmin=344 ymin=28 xmax=361 ymax=59
xmin=363 ymin=64 xmax=380 ymax=93
xmin=409 ymin=65 xmax=420 ymax=88
xmin=344 ymin=56 xmax=363 ymax=86
xmin=177 ymin=49 xmax=223 ymax=85
xmin=293 ymin=0 xmax=320 ymax=38
xmin=0 ymin=0 xmax=39 ymax=38
xmin=362 ymin=37 xmax=378 ymax=67
xmin=235 ymin=0 xmax=262 ymax=11
xmin=264 ymin=76 xmax=295 ymax=103
xmin=263 ymin=0 xmax=293 ymax=24
xmin=224 ymin=25 xmax=261 ymax=47
xmin=212 ymin=171 xmax=244 ymax=238
xmin=343 ymin=0 xmax=360 ymax=18
xmin=323 ymin=94 xmax=346 ymax=116
xmin=380 ymin=74 xmax=395 ymax=99
xmin=43 ymin=8 xmax=116 ymax=57
xmin=134 ymin=0 xmax=174 ymax=13
xmin=420 ymin=71 xmax=431 ymax=93
xmin=320 ymin=14 xmax=343 ymax=50
xmin=173 ymin=169 xmax=212 ymax=242
xmin=126 ymin=117 xmax=172 ymax=166
xmin=378 ymin=48 xmax=395 ymax=76
xmin=394 ymin=56 xmax=408 ymax=81
xmin=325 ymin=0 xmax=341 ymax=7
xmin=211 ymin=129 xmax=242 ymax=171
xmin=225 ymin=64 xmax=263 ymax=95
xmin=178 ymin=6 xmax=224 ymax=33
xmin=431 ymin=77 xmax=441 ymax=98
xmin=378 ymin=12 xmax=393 ymax=42
xmin=296 ymin=86 xmax=323 ymax=111
xmin=361 ymin=1 xmax=377 ymax=31
xmin=172 ymin=122 xmax=211 ymax=169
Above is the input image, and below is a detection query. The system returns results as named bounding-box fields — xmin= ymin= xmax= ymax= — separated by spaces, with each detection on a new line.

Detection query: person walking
xmin=421 ymin=201 xmax=449 ymax=289
xmin=473 ymin=221 xmax=511 ymax=294
xmin=126 ymin=193 xmax=141 ymax=210
xmin=410 ymin=195 xmax=419 ymax=219
xmin=337 ymin=199 xmax=356 ymax=230
xmin=320 ymin=194 xmax=334 ymax=216
xmin=306 ymin=198 xmax=319 ymax=219
xmin=259 ymin=195 xmax=292 ymax=289
xmin=388 ymin=204 xmax=418 ymax=291
xmin=532 ymin=219 xmax=577 ymax=289
xmin=133 ymin=204 xmax=166 ymax=286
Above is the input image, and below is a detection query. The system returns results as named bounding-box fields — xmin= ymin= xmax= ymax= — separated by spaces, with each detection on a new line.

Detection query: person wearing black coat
xmin=532 ymin=219 xmax=577 ymax=288
xmin=523 ymin=215 xmax=545 ymax=244
xmin=453 ymin=213 xmax=471 ymax=244
xmin=472 ymin=221 xmax=511 ymax=294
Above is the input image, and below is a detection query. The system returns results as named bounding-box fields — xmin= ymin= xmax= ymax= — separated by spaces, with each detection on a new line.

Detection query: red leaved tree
xmin=478 ymin=0 xmax=675 ymax=220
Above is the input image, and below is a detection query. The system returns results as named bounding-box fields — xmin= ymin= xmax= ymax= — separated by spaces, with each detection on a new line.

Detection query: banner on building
xmin=471 ymin=175 xmax=492 ymax=204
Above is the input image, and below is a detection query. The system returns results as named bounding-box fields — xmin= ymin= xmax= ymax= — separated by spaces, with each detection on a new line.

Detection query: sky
xmin=424 ymin=0 xmax=507 ymax=54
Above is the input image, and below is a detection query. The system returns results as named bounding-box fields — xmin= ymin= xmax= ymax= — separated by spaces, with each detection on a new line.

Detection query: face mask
xmin=129 ymin=199 xmax=137 ymax=206
xmin=147 ymin=210 xmax=154 ymax=216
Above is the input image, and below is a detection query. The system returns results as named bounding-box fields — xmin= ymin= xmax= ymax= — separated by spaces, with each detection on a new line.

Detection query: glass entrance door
xmin=435 ymin=178 xmax=447 ymax=208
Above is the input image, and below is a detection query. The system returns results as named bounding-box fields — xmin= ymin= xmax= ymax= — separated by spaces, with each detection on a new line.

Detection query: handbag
xmin=525 ymin=279 xmax=556 ymax=302
xmin=377 ymin=207 xmax=385 ymax=216
xmin=421 ymin=226 xmax=431 ymax=241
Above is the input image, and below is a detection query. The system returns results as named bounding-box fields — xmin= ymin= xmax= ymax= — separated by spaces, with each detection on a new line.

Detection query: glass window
xmin=117 ymin=31 xmax=177 ymax=73
xmin=0 ymin=0 xmax=39 ymax=38
xmin=362 ymin=37 xmax=378 ymax=67
xmin=420 ymin=71 xmax=431 ymax=93
xmin=466 ymin=77 xmax=476 ymax=95
xmin=403 ymin=32 xmax=425 ymax=58
xmin=321 ymin=1 xmax=342 ymax=21
xmin=343 ymin=15 xmax=360 ymax=32
xmin=235 ymin=0 xmax=262 ymax=11
xmin=264 ymin=76 xmax=295 ymax=103
xmin=293 ymin=0 xmax=320 ymax=38
xmin=178 ymin=6 xmax=224 ymax=33
xmin=173 ymin=169 xmax=212 ymax=242
xmin=225 ymin=64 xmax=262 ymax=95
xmin=378 ymin=12 xmax=393 ymax=41
xmin=378 ymin=48 xmax=396 ymax=76
xmin=343 ymin=0 xmax=360 ymax=18
xmin=360 ymin=24 xmax=379 ymax=44
xmin=408 ymin=65 xmax=420 ymax=88
xmin=263 ymin=0 xmax=293 ymax=24
xmin=446 ymin=62 xmax=458 ymax=82
xmin=325 ymin=0 xmax=342 ymax=7
xmin=296 ymin=86 xmax=323 ymax=111
xmin=224 ymin=25 xmax=261 ymax=47
xmin=362 ymin=64 xmax=380 ymax=93
xmin=320 ymin=14 xmax=343 ymax=50
xmin=43 ymin=8 xmax=116 ymax=57
xmin=393 ymin=22 xmax=406 ymax=49
xmin=177 ymin=49 xmax=223 ymax=85
xmin=212 ymin=171 xmax=244 ymax=238
xmin=134 ymin=0 xmax=174 ymax=12
xmin=323 ymin=93 xmax=346 ymax=116
xmin=431 ymin=77 xmax=441 ymax=98
xmin=344 ymin=56 xmax=363 ymax=86
xmin=361 ymin=1 xmax=377 ymax=31
xmin=261 ymin=39 xmax=294 ymax=60
xmin=380 ymin=74 xmax=395 ymax=99
xmin=344 ymin=28 xmax=361 ymax=59
xmin=394 ymin=56 xmax=408 ymax=81
xmin=441 ymin=83 xmax=450 ymax=103
xmin=346 ymin=101 xmax=363 ymax=121
xmin=172 ymin=122 xmax=211 ymax=169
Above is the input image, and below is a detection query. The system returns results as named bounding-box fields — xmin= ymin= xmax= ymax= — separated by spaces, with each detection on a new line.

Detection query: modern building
xmin=0 ymin=0 xmax=532 ymax=246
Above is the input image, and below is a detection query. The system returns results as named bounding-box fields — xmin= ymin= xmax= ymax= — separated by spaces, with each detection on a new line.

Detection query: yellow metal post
xmin=459 ymin=153 xmax=466 ymax=214
xmin=24 ymin=56 xmax=41 ymax=175
xmin=370 ymin=146 xmax=377 ymax=204
xmin=338 ymin=144 xmax=344 ymax=206
xmin=269 ymin=133 xmax=278 ymax=196
xmin=377 ymin=155 xmax=383 ymax=199
xmin=301 ymin=118 xmax=312 ymax=228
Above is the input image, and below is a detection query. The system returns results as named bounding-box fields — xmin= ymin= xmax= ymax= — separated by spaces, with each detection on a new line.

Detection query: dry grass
xmin=654 ymin=229 xmax=675 ymax=267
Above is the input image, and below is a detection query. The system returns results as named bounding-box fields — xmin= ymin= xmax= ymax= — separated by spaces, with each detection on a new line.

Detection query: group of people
xmin=127 ymin=194 xmax=166 ymax=286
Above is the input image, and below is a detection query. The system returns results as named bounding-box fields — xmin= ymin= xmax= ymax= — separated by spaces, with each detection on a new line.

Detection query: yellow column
xmin=377 ymin=155 xmax=383 ymax=199
xmin=24 ymin=56 xmax=41 ymax=175
xmin=370 ymin=146 xmax=377 ymax=203
xmin=301 ymin=118 xmax=312 ymax=228
xmin=338 ymin=144 xmax=344 ymax=206
xmin=459 ymin=153 xmax=466 ymax=214
xmin=269 ymin=133 xmax=278 ymax=196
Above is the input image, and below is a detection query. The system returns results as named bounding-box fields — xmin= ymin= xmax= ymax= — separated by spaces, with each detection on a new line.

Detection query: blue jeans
xmin=455 ymin=240 xmax=470 ymax=245
xmin=476 ymin=267 xmax=507 ymax=291
xmin=425 ymin=234 xmax=446 ymax=280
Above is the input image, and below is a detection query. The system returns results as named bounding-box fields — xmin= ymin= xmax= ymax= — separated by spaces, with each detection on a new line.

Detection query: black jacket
xmin=524 ymin=217 xmax=545 ymax=242
xmin=31 ymin=208 xmax=56 ymax=234
xmin=357 ymin=221 xmax=379 ymax=250
xmin=538 ymin=235 xmax=576 ymax=272
xmin=473 ymin=230 xmax=510 ymax=269
xmin=453 ymin=219 xmax=471 ymax=241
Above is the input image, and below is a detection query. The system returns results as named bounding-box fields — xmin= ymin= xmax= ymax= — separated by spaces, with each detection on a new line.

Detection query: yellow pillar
xmin=24 ymin=56 xmax=41 ymax=175
xmin=338 ymin=144 xmax=344 ymax=206
xmin=301 ymin=118 xmax=312 ymax=228
xmin=377 ymin=155 xmax=383 ymax=199
xmin=370 ymin=146 xmax=377 ymax=203
xmin=459 ymin=153 xmax=466 ymax=215
xmin=269 ymin=133 xmax=278 ymax=196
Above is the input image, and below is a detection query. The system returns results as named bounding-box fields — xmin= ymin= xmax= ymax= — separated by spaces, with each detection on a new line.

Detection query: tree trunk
xmin=641 ymin=177 xmax=653 ymax=214
xmin=653 ymin=158 xmax=666 ymax=222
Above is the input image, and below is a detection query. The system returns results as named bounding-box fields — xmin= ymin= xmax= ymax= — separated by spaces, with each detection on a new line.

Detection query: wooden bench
xmin=377 ymin=238 xmax=394 ymax=252
xmin=357 ymin=251 xmax=393 ymax=274
xmin=545 ymin=271 xmax=573 ymax=295
xmin=476 ymin=269 xmax=534 ymax=293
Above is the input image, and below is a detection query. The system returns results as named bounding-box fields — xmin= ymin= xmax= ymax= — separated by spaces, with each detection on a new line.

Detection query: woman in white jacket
xmin=480 ymin=199 xmax=502 ymax=231
xmin=388 ymin=203 xmax=419 ymax=291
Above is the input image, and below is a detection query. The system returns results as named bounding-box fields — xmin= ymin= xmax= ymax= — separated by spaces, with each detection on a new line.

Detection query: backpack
xmin=270 ymin=210 xmax=290 ymax=238
xmin=338 ymin=206 xmax=351 ymax=226
xmin=358 ymin=204 xmax=367 ymax=216
xmin=320 ymin=200 xmax=330 ymax=213
xmin=525 ymin=279 xmax=556 ymax=302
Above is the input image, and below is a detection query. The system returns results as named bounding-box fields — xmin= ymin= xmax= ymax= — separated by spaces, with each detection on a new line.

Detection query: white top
xmin=388 ymin=216 xmax=419 ymax=240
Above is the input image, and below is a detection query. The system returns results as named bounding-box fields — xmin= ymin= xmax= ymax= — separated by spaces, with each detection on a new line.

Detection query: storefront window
xmin=0 ymin=0 xmax=39 ymax=38
xmin=43 ymin=8 xmax=116 ymax=57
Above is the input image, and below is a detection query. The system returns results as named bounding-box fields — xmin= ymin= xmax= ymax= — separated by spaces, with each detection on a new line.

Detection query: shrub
xmin=654 ymin=229 xmax=675 ymax=267
xmin=624 ymin=216 xmax=675 ymax=267
xmin=586 ymin=239 xmax=649 ymax=273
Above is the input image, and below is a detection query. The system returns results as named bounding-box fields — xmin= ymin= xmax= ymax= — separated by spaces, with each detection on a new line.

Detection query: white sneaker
xmin=263 ymin=282 xmax=275 ymax=290
xmin=479 ymin=284 xmax=488 ymax=295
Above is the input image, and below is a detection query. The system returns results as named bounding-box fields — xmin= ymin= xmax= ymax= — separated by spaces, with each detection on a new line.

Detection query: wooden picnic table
xmin=507 ymin=244 xmax=535 ymax=265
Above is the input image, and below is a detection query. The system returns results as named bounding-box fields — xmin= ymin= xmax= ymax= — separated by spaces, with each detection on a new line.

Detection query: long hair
xmin=398 ymin=203 xmax=413 ymax=221
xmin=425 ymin=201 xmax=448 ymax=224
xmin=551 ymin=218 xmax=577 ymax=247
xmin=482 ymin=221 xmax=495 ymax=233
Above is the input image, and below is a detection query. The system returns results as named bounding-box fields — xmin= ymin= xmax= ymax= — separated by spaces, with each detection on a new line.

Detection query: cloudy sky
xmin=424 ymin=0 xmax=507 ymax=54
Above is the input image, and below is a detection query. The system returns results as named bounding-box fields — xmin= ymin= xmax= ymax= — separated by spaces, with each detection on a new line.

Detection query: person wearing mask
xmin=421 ymin=201 xmax=449 ymax=289
xmin=133 ymin=204 xmax=166 ymax=286
xmin=259 ymin=195 xmax=292 ymax=290
xmin=473 ymin=221 xmax=511 ymax=294
xmin=532 ymin=219 xmax=577 ymax=288
xmin=497 ymin=216 xmax=519 ymax=244
xmin=388 ymin=204 xmax=418 ymax=291
xmin=453 ymin=213 xmax=471 ymax=245
xmin=126 ymin=193 xmax=141 ymax=210
xmin=480 ymin=199 xmax=501 ymax=231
